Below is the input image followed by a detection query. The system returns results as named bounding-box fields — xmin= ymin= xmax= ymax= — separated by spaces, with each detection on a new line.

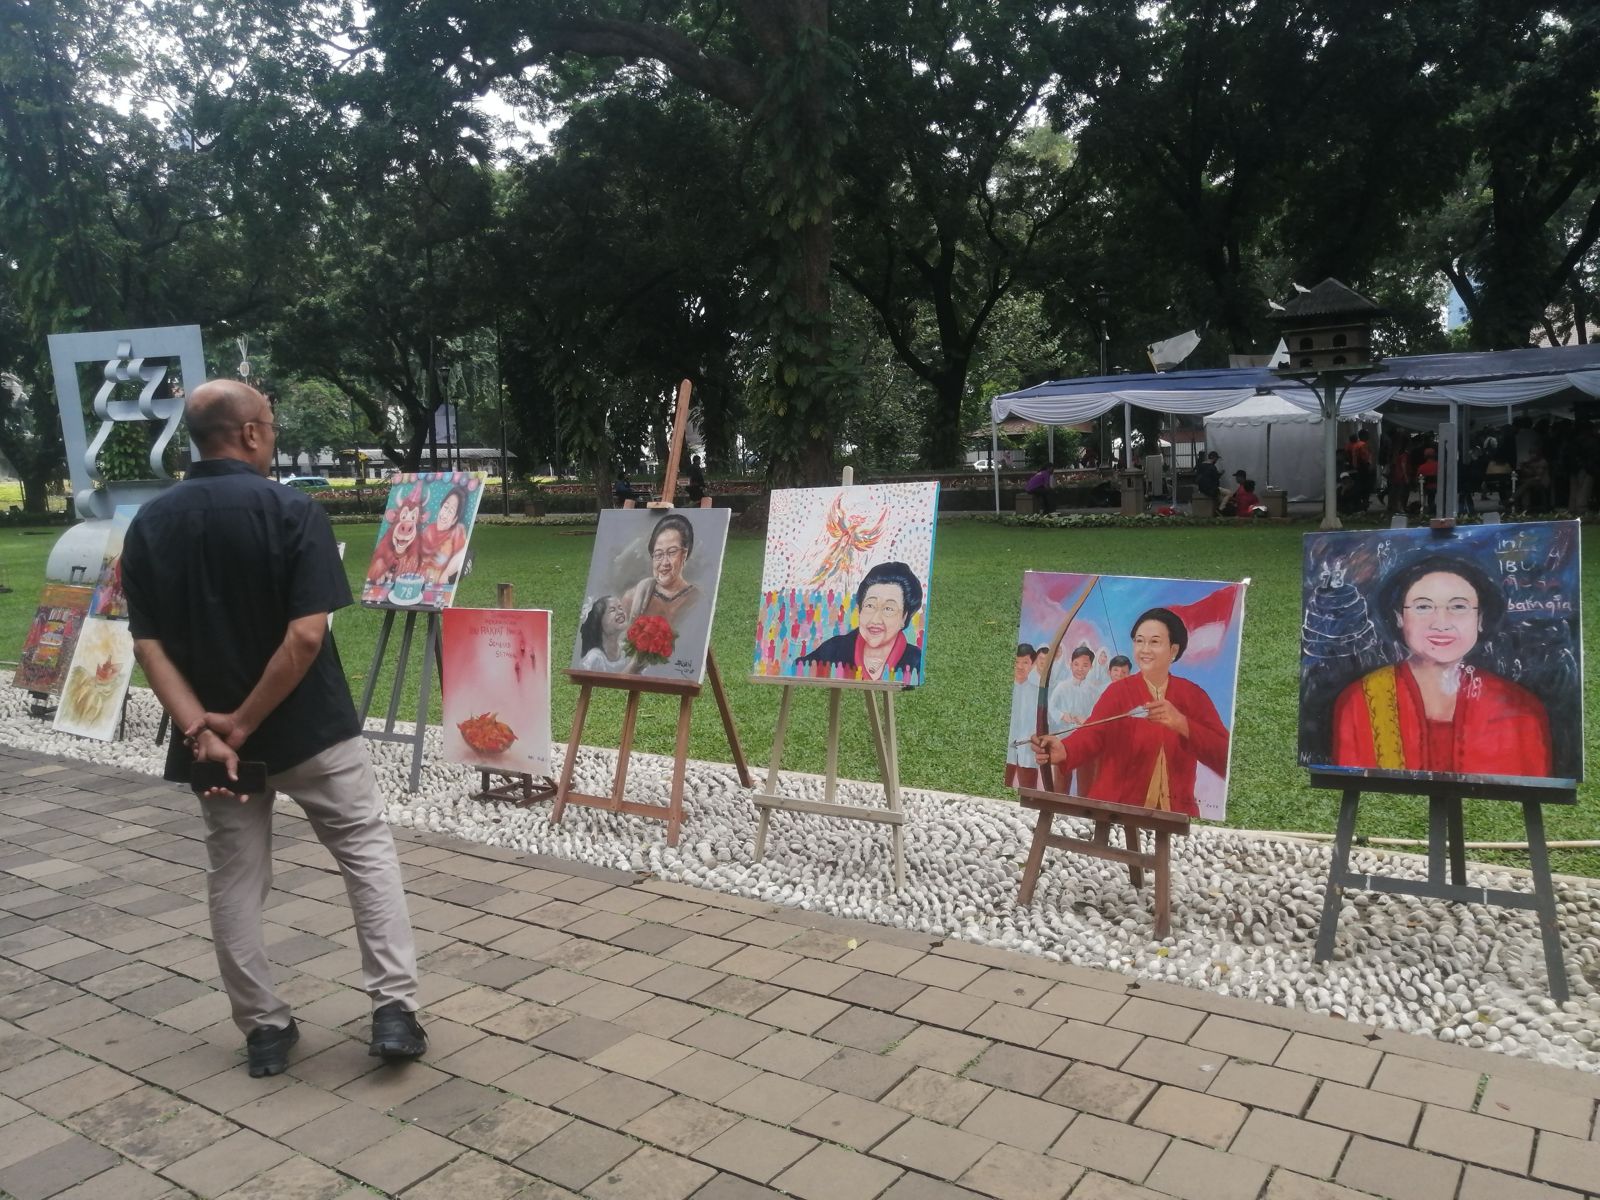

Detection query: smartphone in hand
xmin=190 ymin=760 xmax=268 ymax=796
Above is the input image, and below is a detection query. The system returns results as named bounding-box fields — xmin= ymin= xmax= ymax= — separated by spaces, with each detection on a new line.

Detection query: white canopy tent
xmin=989 ymin=346 xmax=1600 ymax=517
xmin=1202 ymin=394 xmax=1382 ymax=501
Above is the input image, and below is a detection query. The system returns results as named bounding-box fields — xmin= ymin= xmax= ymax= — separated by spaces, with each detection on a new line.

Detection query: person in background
xmin=1417 ymin=446 xmax=1439 ymax=515
xmin=1386 ymin=432 xmax=1414 ymax=515
xmin=1232 ymin=477 xmax=1262 ymax=517
xmin=613 ymin=471 xmax=644 ymax=506
xmin=1024 ymin=461 xmax=1057 ymax=514
xmin=1194 ymin=451 xmax=1222 ymax=507
xmin=686 ymin=454 xmax=707 ymax=506
xmin=1347 ymin=429 xmax=1374 ymax=510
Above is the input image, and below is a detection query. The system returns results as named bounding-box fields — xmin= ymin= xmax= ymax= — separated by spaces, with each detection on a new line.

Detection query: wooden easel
xmin=1015 ymin=788 xmax=1190 ymax=938
xmin=357 ymin=607 xmax=442 ymax=792
xmin=474 ymin=582 xmax=558 ymax=807
xmin=748 ymin=467 xmax=909 ymax=891
xmin=549 ymin=379 xmax=752 ymax=845
xmin=1310 ymin=772 xmax=1572 ymax=1003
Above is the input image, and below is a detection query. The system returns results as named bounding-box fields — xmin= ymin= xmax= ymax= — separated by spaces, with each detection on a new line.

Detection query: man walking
xmin=121 ymin=380 xmax=425 ymax=1078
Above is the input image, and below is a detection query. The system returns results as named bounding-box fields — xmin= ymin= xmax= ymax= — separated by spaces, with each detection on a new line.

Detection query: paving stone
xmin=692 ymin=976 xmax=784 ymax=1017
xmin=832 ymin=971 xmax=928 ymax=1012
xmin=1229 ymin=1109 xmax=1348 ymax=1177
xmin=738 ymin=1030 xmax=837 ymax=1079
xmin=623 ymin=1095 xmax=742 ymax=1155
xmin=654 ymin=1049 xmax=762 ymax=1102
xmin=1335 ymin=1135 xmax=1462 ymax=1200
xmin=453 ymin=1098 xmax=571 ymax=1161
xmin=839 ymin=941 xmax=926 ymax=975
xmin=724 ymin=918 xmax=801 ymax=949
xmin=965 ymin=1044 xmax=1070 ymax=1097
xmin=878 ymin=1175 xmax=989 ymax=1200
xmin=1478 ymin=1075 xmax=1596 ymax=1137
xmin=47 ymin=1161 xmax=181 ymax=1200
xmin=715 ymin=945 xmax=803 ymax=982
xmin=401 ymin=1148 xmax=541 ymax=1199
xmin=676 ymin=1013 xmax=772 ymax=1059
xmin=1368 ymin=1055 xmax=1481 ymax=1110
xmin=1529 ymin=1130 xmax=1600 ymax=1192
xmin=585 ymin=1145 xmax=718 ymax=1200
xmin=816 ymin=1006 xmax=917 ymax=1053
xmin=68 ymin=1085 xmax=237 ymax=1170
xmin=609 ymin=923 xmax=693 ymax=955
xmin=958 ymin=1142 xmax=1081 ymax=1200
xmin=886 ymin=1025 xmax=992 ymax=1074
xmin=965 ymin=1002 xmax=1065 ymax=1049
xmin=1262 ymin=1171 xmax=1381 ymax=1200
xmin=0 ymin=1133 xmax=121 ymax=1200
xmin=1187 ymin=1014 xmax=1291 ymax=1064
xmin=280 ymin=1099 xmax=401 ymax=1163
xmin=804 ymin=1044 xmax=914 ymax=1100
xmin=1304 ymin=1079 xmax=1420 ymax=1145
xmin=1133 ymin=1085 xmax=1246 ymax=1150
xmin=562 ymin=980 xmax=650 ymax=1022
xmin=639 ymin=963 xmax=726 ymax=1001
xmin=336 ymin=1060 xmax=451 ymax=1110
xmin=883 ymin=1066 xmax=993 ymax=1125
xmin=339 ymin=1124 xmax=462 ymax=1193
xmin=1143 ymin=1138 xmax=1271 ymax=1200
xmin=0 ymin=1047 xmax=94 ymax=1095
xmin=661 ymin=935 xmax=743 ymax=969
xmin=1042 ymin=1062 xmax=1156 ymax=1121
xmin=226 ymin=1081 xmax=345 ymax=1137
xmin=774 ymin=1143 xmax=904 ymax=1200
xmin=898 ymin=985 xmax=994 ymax=1032
xmin=182 ymin=1062 xmax=295 ymax=1111
xmin=528 ymin=1015 xmax=632 ymax=1060
xmin=392 ymin=1077 xmax=507 ymax=1134
xmin=161 ymin=1128 xmax=294 ymax=1198
xmin=25 ymin=1062 xmax=140 ymax=1117
xmin=429 ymin=984 xmax=521 ymax=1025
xmin=1457 ymin=1165 xmax=1587 ymax=1200
xmin=748 ymin=989 xmax=848 ymax=1034
xmin=874 ymin=1116 xmax=995 ymax=1182
xmin=559 ymin=1072 xmax=672 ymax=1128
xmin=793 ymin=1091 xmax=910 ymax=1152
xmin=587 ymin=1031 xmax=695 ymax=1079
xmin=498 ymin=1053 xmax=605 ymax=1106
xmin=1205 ymin=1061 xmax=1317 ymax=1115
xmin=431 ymin=1033 xmax=543 ymax=1085
xmin=1121 ymin=1037 xmax=1228 ymax=1092
xmin=1108 ymin=998 xmax=1205 ymax=1042
xmin=901 ymin=956 xmax=988 ymax=990
xmin=1051 ymin=1111 xmax=1169 ymax=1183
xmin=959 ymin=1090 xmax=1074 ymax=1154
xmin=694 ymin=1118 xmax=818 ymax=1184
xmin=1067 ymin=1173 xmax=1165 ymax=1200
xmin=719 ymin=1071 xmax=833 ymax=1124
xmin=1413 ymin=1102 xmax=1534 ymax=1173
xmin=768 ymin=958 xmax=861 ymax=996
xmin=514 ymin=1118 xmax=638 ymax=1191
xmin=511 ymin=970 xmax=594 ymax=1007
xmin=1274 ymin=1034 xmax=1380 ymax=1088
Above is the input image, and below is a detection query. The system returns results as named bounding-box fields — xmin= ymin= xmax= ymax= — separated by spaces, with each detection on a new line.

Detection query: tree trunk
xmin=21 ymin=471 xmax=51 ymax=514
xmin=923 ymin=367 xmax=969 ymax=469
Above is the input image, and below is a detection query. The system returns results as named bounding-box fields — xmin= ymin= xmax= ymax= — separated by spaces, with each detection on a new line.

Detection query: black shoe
xmin=245 ymin=1018 xmax=298 ymax=1077
xmin=369 ymin=1002 xmax=426 ymax=1061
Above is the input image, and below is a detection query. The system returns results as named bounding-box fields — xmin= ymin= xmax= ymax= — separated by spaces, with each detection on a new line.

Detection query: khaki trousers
xmin=201 ymin=736 xmax=418 ymax=1033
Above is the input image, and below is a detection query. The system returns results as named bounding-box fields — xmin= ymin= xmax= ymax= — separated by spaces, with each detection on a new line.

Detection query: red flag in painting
xmin=1166 ymin=584 xmax=1239 ymax=661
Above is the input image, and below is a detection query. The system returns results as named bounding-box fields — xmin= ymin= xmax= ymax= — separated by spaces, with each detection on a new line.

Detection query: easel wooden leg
xmin=822 ymin=687 xmax=842 ymax=805
xmin=1521 ymin=799 xmax=1569 ymax=1004
xmin=1314 ymin=788 xmax=1361 ymax=962
xmin=610 ymin=690 xmax=642 ymax=808
xmin=1445 ymin=796 xmax=1467 ymax=886
xmin=358 ymin=610 xmax=396 ymax=721
xmin=1154 ymin=830 xmax=1172 ymax=938
xmin=755 ymin=686 xmax=793 ymax=862
xmin=550 ymin=685 xmax=592 ymax=825
xmin=1122 ymin=821 xmax=1144 ymax=887
xmin=1018 ymin=808 xmax=1053 ymax=906
xmin=883 ymin=688 xmax=905 ymax=891
xmin=706 ymin=651 xmax=752 ymax=787
xmin=665 ymin=693 xmax=693 ymax=848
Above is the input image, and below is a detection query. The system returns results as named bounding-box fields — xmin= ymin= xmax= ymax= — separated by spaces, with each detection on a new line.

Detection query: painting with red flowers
xmin=570 ymin=507 xmax=731 ymax=684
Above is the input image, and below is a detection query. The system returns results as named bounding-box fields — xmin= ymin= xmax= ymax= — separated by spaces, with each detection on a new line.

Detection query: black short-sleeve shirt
xmin=121 ymin=458 xmax=361 ymax=781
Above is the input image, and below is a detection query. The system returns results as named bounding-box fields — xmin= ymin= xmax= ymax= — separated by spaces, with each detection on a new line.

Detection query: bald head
xmin=186 ymin=380 xmax=277 ymax=473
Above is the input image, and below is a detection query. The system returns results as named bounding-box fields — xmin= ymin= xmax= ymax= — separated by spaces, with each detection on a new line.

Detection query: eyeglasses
xmin=650 ymin=546 xmax=685 ymax=562
xmin=1403 ymin=601 xmax=1477 ymax=618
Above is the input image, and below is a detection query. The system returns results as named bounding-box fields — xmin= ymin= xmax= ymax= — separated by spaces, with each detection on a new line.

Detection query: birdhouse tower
xmin=1270 ymin=279 xmax=1383 ymax=373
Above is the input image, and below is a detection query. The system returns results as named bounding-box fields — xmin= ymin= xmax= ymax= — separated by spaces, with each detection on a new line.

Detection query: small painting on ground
xmin=1007 ymin=571 xmax=1247 ymax=821
xmin=361 ymin=472 xmax=485 ymax=609
xmin=13 ymin=584 xmax=93 ymax=695
xmin=571 ymin=507 xmax=732 ymax=684
xmin=753 ymin=482 xmax=939 ymax=686
xmin=53 ymin=616 xmax=136 ymax=741
xmin=442 ymin=607 xmax=552 ymax=777
xmin=1300 ymin=521 xmax=1582 ymax=789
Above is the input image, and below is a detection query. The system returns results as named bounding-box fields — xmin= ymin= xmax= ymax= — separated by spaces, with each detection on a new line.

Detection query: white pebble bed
xmin=5 ymin=687 xmax=1599 ymax=1072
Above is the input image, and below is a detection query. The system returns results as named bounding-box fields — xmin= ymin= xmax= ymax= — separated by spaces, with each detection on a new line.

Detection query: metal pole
xmin=496 ymin=313 xmax=509 ymax=517
xmin=1321 ymin=374 xmax=1341 ymax=530
xmin=991 ymin=417 xmax=1000 ymax=513
xmin=1123 ymin=402 xmax=1133 ymax=469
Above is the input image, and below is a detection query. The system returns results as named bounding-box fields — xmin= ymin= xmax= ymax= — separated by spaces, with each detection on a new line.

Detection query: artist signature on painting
xmin=673 ymin=657 xmax=694 ymax=677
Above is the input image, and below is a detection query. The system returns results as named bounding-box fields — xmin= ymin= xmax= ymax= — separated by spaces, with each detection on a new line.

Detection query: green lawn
xmin=4 ymin=519 xmax=1598 ymax=875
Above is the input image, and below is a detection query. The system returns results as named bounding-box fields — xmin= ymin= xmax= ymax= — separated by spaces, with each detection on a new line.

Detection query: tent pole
xmin=1047 ymin=425 xmax=1054 ymax=465
xmin=1123 ymin=402 xmax=1133 ymax=469
xmin=1265 ymin=424 xmax=1273 ymax=491
xmin=992 ymin=417 xmax=1000 ymax=513
xmin=1321 ymin=375 xmax=1341 ymax=530
xmin=1448 ymin=399 xmax=1461 ymax=518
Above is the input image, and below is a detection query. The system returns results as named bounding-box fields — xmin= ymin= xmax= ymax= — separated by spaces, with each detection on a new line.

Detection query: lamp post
xmin=1096 ymin=288 xmax=1109 ymax=376
xmin=1270 ymin=279 xmax=1384 ymax=531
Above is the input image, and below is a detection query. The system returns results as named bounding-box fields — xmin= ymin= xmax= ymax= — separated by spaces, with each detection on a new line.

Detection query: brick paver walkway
xmin=2 ymin=743 xmax=1598 ymax=1200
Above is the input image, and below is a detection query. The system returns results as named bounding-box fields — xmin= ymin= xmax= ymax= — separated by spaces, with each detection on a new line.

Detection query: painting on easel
xmin=1299 ymin=521 xmax=1582 ymax=789
xmin=361 ymin=472 xmax=485 ymax=609
xmin=571 ymin=507 xmax=732 ymax=684
xmin=13 ymin=584 xmax=93 ymax=695
xmin=1008 ymin=571 xmax=1247 ymax=820
xmin=53 ymin=616 xmax=136 ymax=741
xmin=89 ymin=505 xmax=138 ymax=619
xmin=754 ymin=482 xmax=939 ymax=686
xmin=442 ymin=607 xmax=552 ymax=777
